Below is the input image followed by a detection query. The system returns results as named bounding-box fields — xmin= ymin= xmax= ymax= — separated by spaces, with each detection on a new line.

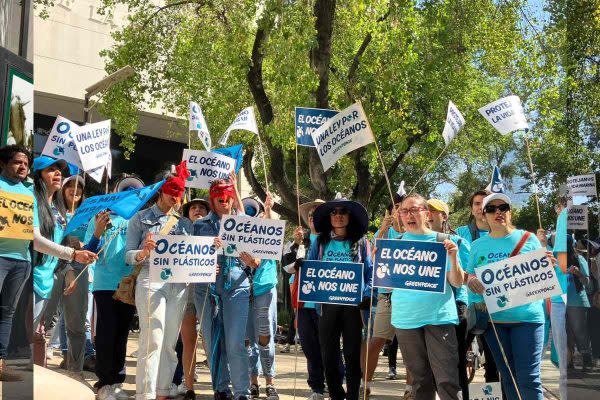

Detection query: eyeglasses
xmin=398 ymin=207 xmax=426 ymax=216
xmin=484 ymin=203 xmax=511 ymax=214
xmin=330 ymin=208 xmax=349 ymax=216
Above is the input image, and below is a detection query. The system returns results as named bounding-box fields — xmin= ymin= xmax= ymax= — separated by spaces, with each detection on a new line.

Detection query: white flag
xmin=478 ymin=95 xmax=528 ymax=135
xmin=219 ymin=106 xmax=258 ymax=145
xmin=310 ymin=102 xmax=375 ymax=172
xmin=42 ymin=115 xmax=83 ymax=169
xmin=189 ymin=101 xmax=211 ymax=151
xmin=397 ymin=181 xmax=406 ymax=197
xmin=441 ymin=101 xmax=465 ymax=146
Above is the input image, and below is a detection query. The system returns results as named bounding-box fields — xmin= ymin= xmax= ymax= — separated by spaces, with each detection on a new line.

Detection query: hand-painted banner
xmin=567 ymin=205 xmax=588 ymax=230
xmin=441 ymin=101 xmax=465 ymax=146
xmin=310 ymin=102 xmax=374 ymax=172
xmin=182 ymin=149 xmax=235 ymax=189
xmin=217 ymin=215 xmax=286 ymax=260
xmin=566 ymin=174 xmax=597 ymax=197
xmin=65 ymin=180 xmax=164 ymax=235
xmin=374 ymin=239 xmax=447 ymax=294
xmin=468 ymin=382 xmax=502 ymax=400
xmin=149 ymin=235 xmax=218 ymax=283
xmin=475 ymin=248 xmax=561 ymax=313
xmin=484 ymin=166 xmax=506 ymax=194
xmin=219 ymin=107 xmax=258 ymax=145
xmin=189 ymin=101 xmax=211 ymax=151
xmin=295 ymin=107 xmax=338 ymax=147
xmin=0 ymin=190 xmax=34 ymax=240
xmin=478 ymin=95 xmax=528 ymax=135
xmin=42 ymin=115 xmax=83 ymax=169
xmin=298 ymin=260 xmax=364 ymax=305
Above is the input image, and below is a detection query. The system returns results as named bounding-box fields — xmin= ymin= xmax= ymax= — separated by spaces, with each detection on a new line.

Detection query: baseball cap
xmin=482 ymin=193 xmax=511 ymax=210
xmin=427 ymin=199 xmax=450 ymax=215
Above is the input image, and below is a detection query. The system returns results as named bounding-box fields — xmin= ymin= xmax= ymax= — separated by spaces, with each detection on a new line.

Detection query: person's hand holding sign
xmin=240 ymin=251 xmax=260 ymax=269
xmin=213 ymin=237 xmax=223 ymax=249
xmin=264 ymin=192 xmax=273 ymax=219
xmin=293 ymin=226 xmax=305 ymax=246
xmin=467 ymin=275 xmax=485 ymax=295
xmin=136 ymin=232 xmax=156 ymax=263
xmin=545 ymin=251 xmax=556 ymax=268
xmin=93 ymin=210 xmax=111 ymax=239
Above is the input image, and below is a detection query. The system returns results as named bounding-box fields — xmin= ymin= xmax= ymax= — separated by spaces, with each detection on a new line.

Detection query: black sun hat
xmin=182 ymin=198 xmax=210 ymax=219
xmin=312 ymin=197 xmax=369 ymax=236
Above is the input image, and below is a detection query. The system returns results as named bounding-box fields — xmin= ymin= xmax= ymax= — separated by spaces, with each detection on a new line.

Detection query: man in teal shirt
xmin=0 ymin=145 xmax=36 ymax=381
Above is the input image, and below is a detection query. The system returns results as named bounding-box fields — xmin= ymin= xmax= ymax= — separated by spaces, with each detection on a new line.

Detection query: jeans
xmin=0 ymin=257 xmax=31 ymax=359
xmin=297 ymin=308 xmax=325 ymax=393
xmin=455 ymin=302 xmax=469 ymax=399
xmin=193 ymin=283 xmax=231 ymax=394
xmin=566 ymin=306 xmax=592 ymax=357
xmin=550 ymin=302 xmax=567 ymax=400
xmin=247 ymin=288 xmax=277 ymax=378
xmin=135 ymin=268 xmax=188 ymax=400
xmin=94 ymin=290 xmax=135 ymax=389
xmin=484 ymin=322 xmax=544 ymax=400
xmin=217 ymin=286 xmax=251 ymax=399
xmin=387 ymin=336 xmax=398 ymax=369
xmin=395 ymin=324 xmax=461 ymax=400
xmin=86 ymin=290 xmax=95 ymax=357
xmin=319 ymin=304 xmax=363 ymax=400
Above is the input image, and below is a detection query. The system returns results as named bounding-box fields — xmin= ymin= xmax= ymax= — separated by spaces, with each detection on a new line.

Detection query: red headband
xmin=209 ymin=182 xmax=235 ymax=201
xmin=161 ymin=161 xmax=190 ymax=199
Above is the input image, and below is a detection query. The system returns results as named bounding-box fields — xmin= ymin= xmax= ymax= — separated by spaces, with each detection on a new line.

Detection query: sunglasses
xmin=330 ymin=208 xmax=349 ymax=216
xmin=484 ymin=203 xmax=511 ymax=214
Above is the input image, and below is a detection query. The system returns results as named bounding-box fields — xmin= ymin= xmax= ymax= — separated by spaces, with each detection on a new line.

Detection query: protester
xmin=304 ymin=197 xmax=373 ymax=400
xmin=90 ymin=176 xmax=144 ymax=400
xmin=391 ymin=194 xmax=464 ymax=400
xmin=466 ymin=193 xmax=550 ymax=400
xmin=125 ymin=163 xmax=193 ymax=400
xmin=32 ymin=156 xmax=97 ymax=367
xmin=0 ymin=145 xmax=35 ymax=381
xmin=193 ymin=173 xmax=248 ymax=400
xmin=172 ymin=197 xmax=210 ymax=400
xmin=244 ymin=194 xmax=279 ymax=400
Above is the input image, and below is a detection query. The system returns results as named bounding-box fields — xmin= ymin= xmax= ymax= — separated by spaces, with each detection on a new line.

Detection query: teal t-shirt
xmin=253 ymin=259 xmax=277 ymax=297
xmin=551 ymin=209 xmax=568 ymax=303
xmin=456 ymin=225 xmax=489 ymax=244
xmin=0 ymin=175 xmax=38 ymax=262
xmin=85 ymin=214 xmax=131 ymax=292
xmin=373 ymin=227 xmax=402 ymax=294
xmin=391 ymin=232 xmax=458 ymax=329
xmin=33 ymin=207 xmax=65 ymax=299
xmin=302 ymin=233 xmax=319 ymax=309
xmin=467 ymin=229 xmax=545 ymax=324
xmin=450 ymin=234 xmax=470 ymax=305
xmin=567 ymin=255 xmax=590 ymax=308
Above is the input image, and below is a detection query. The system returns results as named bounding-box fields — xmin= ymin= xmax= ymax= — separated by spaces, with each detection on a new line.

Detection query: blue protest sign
xmin=212 ymin=144 xmax=243 ymax=173
xmin=64 ymin=180 xmax=164 ymax=235
xmin=374 ymin=239 xmax=447 ymax=294
xmin=298 ymin=260 xmax=363 ymax=305
xmin=295 ymin=107 xmax=338 ymax=147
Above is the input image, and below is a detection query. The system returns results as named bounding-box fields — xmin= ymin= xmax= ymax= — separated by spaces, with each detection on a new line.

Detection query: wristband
xmin=466 ymin=274 xmax=477 ymax=285
xmin=70 ymin=248 xmax=77 ymax=262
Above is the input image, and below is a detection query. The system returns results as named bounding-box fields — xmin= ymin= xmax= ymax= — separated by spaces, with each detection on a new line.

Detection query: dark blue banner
xmin=374 ymin=239 xmax=448 ymax=294
xmin=298 ymin=260 xmax=363 ymax=305
xmin=295 ymin=107 xmax=338 ymax=147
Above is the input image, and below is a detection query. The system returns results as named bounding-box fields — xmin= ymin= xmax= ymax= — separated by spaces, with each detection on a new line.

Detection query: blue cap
xmin=33 ymin=156 xmax=78 ymax=175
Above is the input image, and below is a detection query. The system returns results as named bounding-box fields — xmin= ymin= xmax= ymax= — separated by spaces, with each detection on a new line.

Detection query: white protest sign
xmin=182 ymin=149 xmax=235 ymax=189
xmin=566 ymin=174 xmax=597 ymax=197
xmin=149 ymin=235 xmax=218 ymax=283
xmin=189 ymin=101 xmax=211 ymax=151
xmin=219 ymin=106 xmax=258 ymax=145
xmin=567 ymin=205 xmax=588 ymax=230
xmin=75 ymin=119 xmax=111 ymax=171
xmin=310 ymin=102 xmax=375 ymax=172
xmin=469 ymin=382 xmax=502 ymax=400
xmin=218 ymin=215 xmax=286 ymax=260
xmin=42 ymin=115 xmax=83 ymax=169
xmin=441 ymin=101 xmax=465 ymax=146
xmin=478 ymin=95 xmax=528 ymax=135
xmin=475 ymin=248 xmax=561 ymax=314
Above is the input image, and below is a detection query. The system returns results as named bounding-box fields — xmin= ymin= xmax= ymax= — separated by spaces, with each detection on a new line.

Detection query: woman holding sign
xmin=305 ymin=197 xmax=373 ymax=400
xmin=389 ymin=194 xmax=464 ymax=400
xmin=125 ymin=163 xmax=193 ymax=400
xmin=466 ymin=193 xmax=548 ymax=400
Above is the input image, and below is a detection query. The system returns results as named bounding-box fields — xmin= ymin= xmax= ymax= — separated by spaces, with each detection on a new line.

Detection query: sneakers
xmin=215 ymin=391 xmax=233 ymax=400
xmin=111 ymin=384 xmax=129 ymax=400
xmin=250 ymin=383 xmax=260 ymax=399
xmin=402 ymin=390 xmax=413 ymax=400
xmin=183 ymin=390 xmax=197 ymax=400
xmin=266 ymin=385 xmax=279 ymax=400
xmin=97 ymin=385 xmax=117 ymax=400
xmin=0 ymin=360 xmax=23 ymax=382
xmin=280 ymin=344 xmax=290 ymax=353
xmin=307 ymin=393 xmax=325 ymax=400
xmin=177 ymin=382 xmax=188 ymax=395
xmin=387 ymin=367 xmax=397 ymax=380
xmin=169 ymin=383 xmax=179 ymax=398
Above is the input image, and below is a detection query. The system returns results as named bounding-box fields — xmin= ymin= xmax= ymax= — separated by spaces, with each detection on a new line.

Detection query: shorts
xmin=372 ymin=293 xmax=395 ymax=341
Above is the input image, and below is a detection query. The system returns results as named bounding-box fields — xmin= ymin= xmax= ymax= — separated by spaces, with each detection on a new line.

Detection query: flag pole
xmin=524 ymin=130 xmax=543 ymax=230
xmin=70 ymin=167 xmax=80 ymax=214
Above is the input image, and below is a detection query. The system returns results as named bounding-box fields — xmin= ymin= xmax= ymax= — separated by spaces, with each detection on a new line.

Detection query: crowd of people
xmin=0 ymin=143 xmax=599 ymax=400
